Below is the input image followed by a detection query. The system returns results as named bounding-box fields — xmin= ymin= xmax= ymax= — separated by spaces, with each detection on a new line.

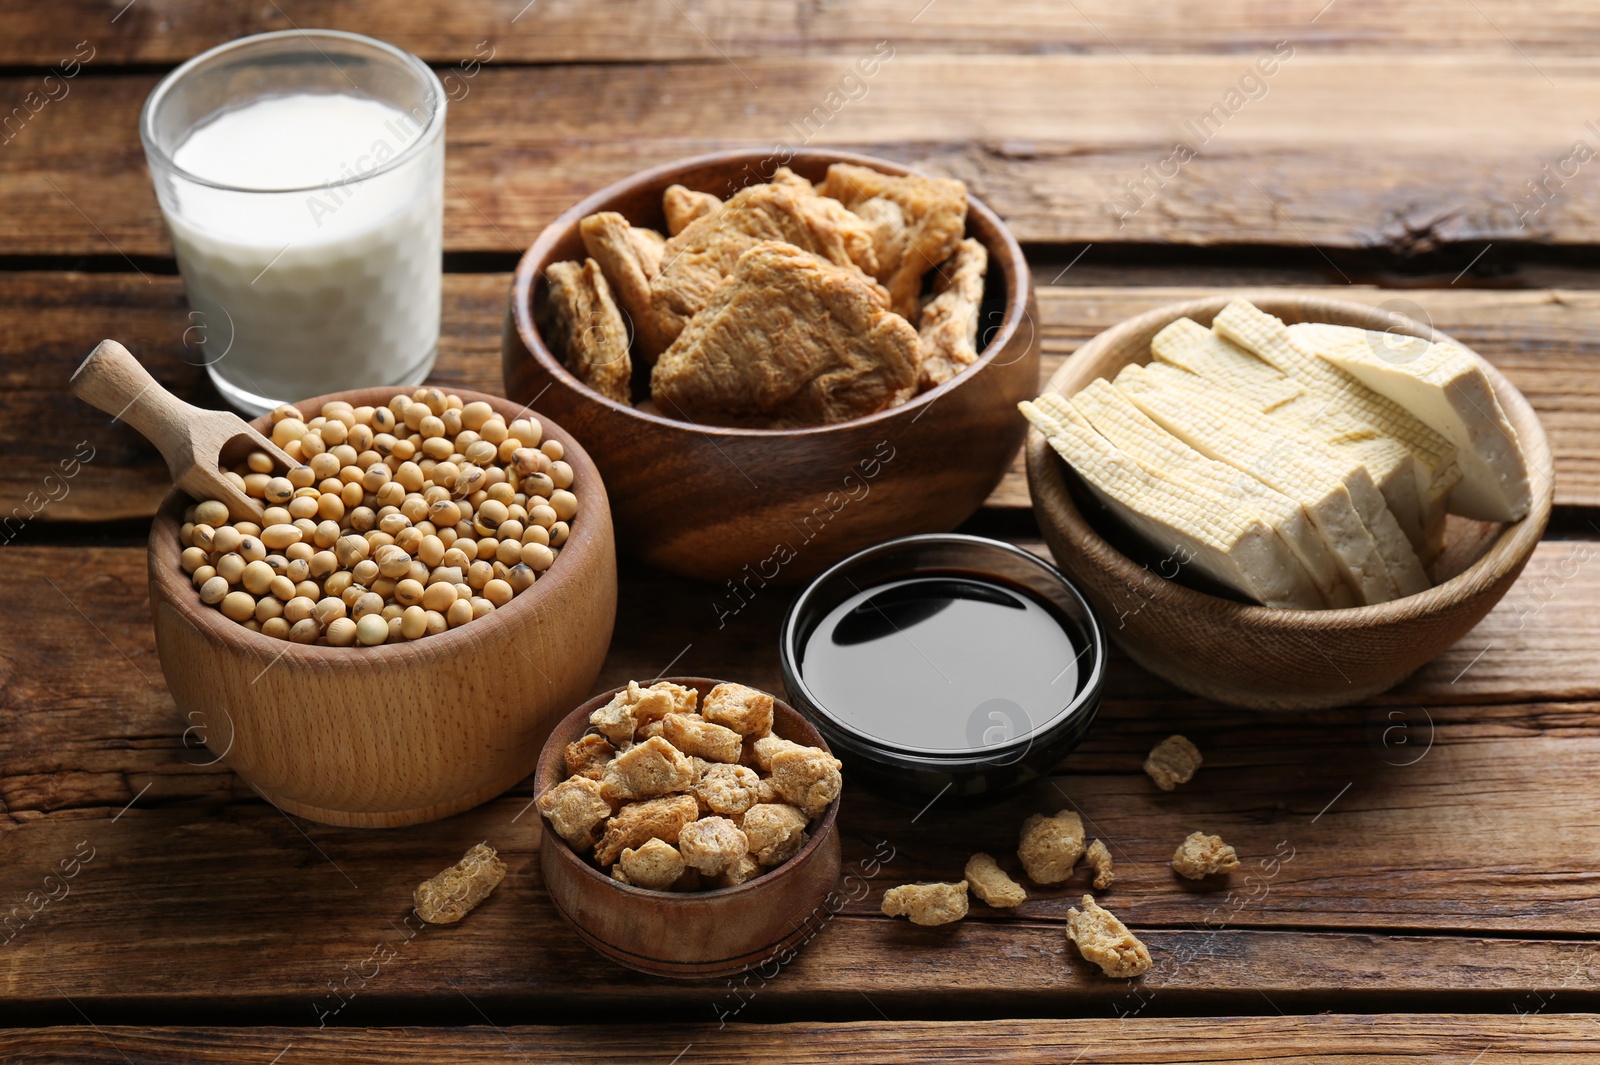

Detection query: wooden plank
xmin=6 ymin=57 xmax=1600 ymax=257
xmin=6 ymin=1 xmax=1598 ymax=67
xmin=6 ymin=275 xmax=1600 ymax=525
xmin=5 ymin=1016 xmax=1600 ymax=1063
xmin=2 ymin=777 xmax=1599 ymax=1022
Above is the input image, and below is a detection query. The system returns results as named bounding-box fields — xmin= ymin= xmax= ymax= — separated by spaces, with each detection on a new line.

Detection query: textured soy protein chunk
xmin=751 ymin=733 xmax=810 ymax=771
xmin=564 ymin=733 xmax=616 ymax=780
xmin=767 ymin=744 xmax=843 ymax=818
xmin=662 ymin=712 xmax=745 ymax=763
xmin=964 ymin=853 xmax=1027 ymax=908
xmin=701 ymin=682 xmax=775 ymax=738
xmin=414 ymin=843 xmax=507 ymax=925
xmin=692 ymin=762 xmax=766 ymax=818
xmin=881 ymin=881 xmax=970 ymax=926
xmin=614 ymin=837 xmax=687 ymax=891
xmin=536 ymin=776 xmax=613 ymax=851
xmin=1018 ymin=810 xmax=1086 ymax=884
xmin=1144 ymin=734 xmax=1203 ymax=791
xmin=1171 ymin=831 xmax=1240 ymax=880
xmin=677 ymin=815 xmax=751 ymax=875
xmin=588 ymin=681 xmax=682 ymax=746
xmin=594 ymin=794 xmax=701 ymax=867
xmin=1086 ymin=839 xmax=1115 ymax=890
xmin=1066 ymin=894 xmax=1151 ymax=978
xmin=741 ymin=803 xmax=810 ymax=866
xmin=709 ymin=851 xmax=762 ymax=889
xmin=598 ymin=735 xmax=696 ymax=803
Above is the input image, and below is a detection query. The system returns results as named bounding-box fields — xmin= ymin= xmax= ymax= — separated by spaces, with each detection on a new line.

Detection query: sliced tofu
xmin=1212 ymin=299 xmax=1462 ymax=526
xmin=1291 ymin=323 xmax=1532 ymax=522
xmin=1150 ymin=318 xmax=1435 ymax=564
xmin=1116 ymin=363 xmax=1431 ymax=604
xmin=1151 ymin=318 xmax=1304 ymax=412
xmin=1019 ymin=398 xmax=1326 ymax=609
xmin=1054 ymin=382 xmax=1354 ymax=608
xmin=1274 ymin=406 xmax=1429 ymax=562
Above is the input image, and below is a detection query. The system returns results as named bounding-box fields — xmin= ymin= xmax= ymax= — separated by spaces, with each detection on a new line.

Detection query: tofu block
xmin=1020 ymin=397 xmax=1327 ymax=609
xmin=1050 ymin=383 xmax=1351 ymax=608
xmin=1155 ymin=317 xmax=1438 ymax=564
xmin=1115 ymin=364 xmax=1427 ymax=604
xmin=1212 ymin=299 xmax=1462 ymax=520
xmin=1294 ymin=324 xmax=1532 ymax=522
xmin=1152 ymin=317 xmax=1304 ymax=411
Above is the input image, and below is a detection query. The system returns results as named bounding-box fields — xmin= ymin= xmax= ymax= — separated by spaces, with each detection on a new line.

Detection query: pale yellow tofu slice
xmin=1019 ymin=398 xmax=1326 ymax=609
xmin=1212 ymin=299 xmax=1462 ymax=522
xmin=1115 ymin=363 xmax=1430 ymax=604
xmin=1151 ymin=318 xmax=1303 ymax=412
xmin=1291 ymin=323 xmax=1532 ymax=522
xmin=1150 ymin=316 xmax=1434 ymax=563
xmin=1053 ymin=383 xmax=1353 ymax=608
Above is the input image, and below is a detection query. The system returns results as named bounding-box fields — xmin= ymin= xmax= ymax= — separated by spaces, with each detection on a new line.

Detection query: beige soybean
xmin=183 ymin=390 xmax=575 ymax=644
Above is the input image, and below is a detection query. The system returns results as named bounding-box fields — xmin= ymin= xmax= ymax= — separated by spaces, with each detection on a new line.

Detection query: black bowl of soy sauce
xmin=780 ymin=534 xmax=1107 ymax=803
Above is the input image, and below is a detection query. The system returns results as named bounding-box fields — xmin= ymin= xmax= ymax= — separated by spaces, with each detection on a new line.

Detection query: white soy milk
xmin=163 ymin=92 xmax=443 ymax=412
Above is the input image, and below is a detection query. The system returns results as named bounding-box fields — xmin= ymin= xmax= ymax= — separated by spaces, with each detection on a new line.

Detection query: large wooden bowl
xmin=535 ymin=677 xmax=842 ymax=979
xmin=148 ymin=387 xmax=618 ymax=827
xmin=503 ymin=148 xmax=1041 ymax=584
xmin=1026 ymin=294 xmax=1554 ymax=710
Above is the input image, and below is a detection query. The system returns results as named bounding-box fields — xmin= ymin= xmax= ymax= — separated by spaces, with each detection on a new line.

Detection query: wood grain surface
xmin=6 ymin=0 xmax=1597 ymax=65
xmin=6 ymin=0 xmax=1600 ymax=1049
xmin=2 ymin=530 xmax=1598 ymax=1020
xmin=5 ymin=1016 xmax=1600 ymax=1063
xmin=7 ymin=56 xmax=1600 ymax=256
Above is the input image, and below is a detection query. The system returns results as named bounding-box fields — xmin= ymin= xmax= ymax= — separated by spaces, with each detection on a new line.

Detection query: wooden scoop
xmin=69 ymin=339 xmax=295 ymax=523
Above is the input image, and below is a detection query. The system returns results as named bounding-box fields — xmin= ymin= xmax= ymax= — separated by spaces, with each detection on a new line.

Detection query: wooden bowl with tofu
xmin=502 ymin=148 xmax=1040 ymax=584
xmin=1025 ymin=294 xmax=1553 ymax=711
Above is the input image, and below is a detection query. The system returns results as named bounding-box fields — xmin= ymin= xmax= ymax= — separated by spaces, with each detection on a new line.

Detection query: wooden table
xmin=3 ymin=3 xmax=1598 ymax=1060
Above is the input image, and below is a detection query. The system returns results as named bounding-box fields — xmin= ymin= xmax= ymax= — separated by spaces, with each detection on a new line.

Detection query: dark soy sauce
xmin=799 ymin=575 xmax=1085 ymax=754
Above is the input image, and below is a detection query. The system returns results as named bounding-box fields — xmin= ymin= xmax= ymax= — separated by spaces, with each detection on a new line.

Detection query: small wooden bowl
xmin=147 ymin=387 xmax=618 ymax=827
xmin=1026 ymin=294 xmax=1554 ymax=710
xmin=534 ymin=677 xmax=843 ymax=979
xmin=502 ymin=148 xmax=1041 ymax=584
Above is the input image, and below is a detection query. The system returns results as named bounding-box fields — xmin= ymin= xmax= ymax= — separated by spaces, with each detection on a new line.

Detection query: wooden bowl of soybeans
xmin=147 ymin=386 xmax=618 ymax=828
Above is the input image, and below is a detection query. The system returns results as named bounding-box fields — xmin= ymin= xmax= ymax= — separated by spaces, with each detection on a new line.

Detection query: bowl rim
xmin=1026 ymin=292 xmax=1555 ymax=627
xmin=776 ymin=532 xmax=1108 ymax=762
xmin=534 ymin=675 xmax=841 ymax=901
xmin=507 ymin=146 xmax=1033 ymax=438
xmin=148 ymin=385 xmax=611 ymax=663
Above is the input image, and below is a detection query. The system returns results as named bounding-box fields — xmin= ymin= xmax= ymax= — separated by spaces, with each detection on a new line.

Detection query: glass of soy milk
xmin=141 ymin=31 xmax=445 ymax=414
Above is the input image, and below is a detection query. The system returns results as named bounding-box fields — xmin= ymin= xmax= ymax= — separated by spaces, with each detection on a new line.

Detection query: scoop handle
xmin=69 ymin=340 xmax=271 ymax=523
